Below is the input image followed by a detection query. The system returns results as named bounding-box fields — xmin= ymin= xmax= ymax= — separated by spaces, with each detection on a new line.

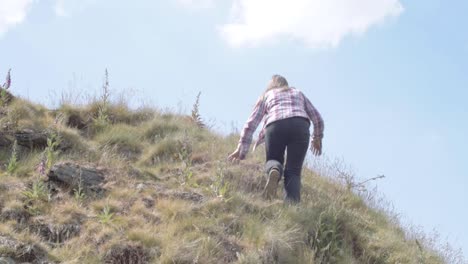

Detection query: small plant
xmin=179 ymin=165 xmax=197 ymax=187
xmin=309 ymin=208 xmax=344 ymax=263
xmin=96 ymin=69 xmax=111 ymax=125
xmin=6 ymin=140 xmax=18 ymax=174
xmin=98 ymin=204 xmax=114 ymax=225
xmin=91 ymin=69 xmax=111 ymax=134
xmin=45 ymin=133 xmax=61 ymax=171
xmin=0 ymin=69 xmax=11 ymax=106
xmin=22 ymin=181 xmax=49 ymax=202
xmin=22 ymin=180 xmax=50 ymax=215
xmin=177 ymin=133 xmax=197 ymax=186
xmin=191 ymin=91 xmax=204 ymax=128
xmin=177 ymin=133 xmax=192 ymax=163
xmin=73 ymin=173 xmax=86 ymax=205
xmin=73 ymin=187 xmax=86 ymax=205
xmin=210 ymin=162 xmax=230 ymax=199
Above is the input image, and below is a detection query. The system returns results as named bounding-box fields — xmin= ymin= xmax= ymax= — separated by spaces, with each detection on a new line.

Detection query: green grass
xmin=0 ymin=96 xmax=463 ymax=264
xmin=141 ymin=118 xmax=180 ymax=142
xmin=95 ymin=123 xmax=144 ymax=157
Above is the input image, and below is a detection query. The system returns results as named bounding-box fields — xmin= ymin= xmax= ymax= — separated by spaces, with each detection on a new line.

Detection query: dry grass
xmin=0 ymin=96 xmax=463 ymax=264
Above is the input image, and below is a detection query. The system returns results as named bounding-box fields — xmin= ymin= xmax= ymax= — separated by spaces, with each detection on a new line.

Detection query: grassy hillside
xmin=0 ymin=89 xmax=463 ymax=263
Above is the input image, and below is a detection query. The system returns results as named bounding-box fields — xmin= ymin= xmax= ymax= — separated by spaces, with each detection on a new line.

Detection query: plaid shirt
xmin=238 ymin=87 xmax=324 ymax=158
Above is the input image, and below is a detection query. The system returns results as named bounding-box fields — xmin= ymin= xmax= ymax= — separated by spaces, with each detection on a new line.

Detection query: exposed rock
xmin=30 ymin=218 xmax=81 ymax=245
xmin=66 ymin=113 xmax=87 ymax=130
xmin=11 ymin=129 xmax=72 ymax=151
xmin=14 ymin=129 xmax=48 ymax=149
xmin=0 ymin=234 xmax=48 ymax=263
xmin=103 ymin=243 xmax=149 ymax=264
xmin=0 ymin=208 xmax=30 ymax=225
xmin=0 ymin=134 xmax=12 ymax=148
xmin=48 ymin=162 xmax=106 ymax=195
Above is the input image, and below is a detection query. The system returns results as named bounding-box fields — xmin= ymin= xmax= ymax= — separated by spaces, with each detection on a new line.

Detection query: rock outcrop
xmin=48 ymin=162 xmax=106 ymax=195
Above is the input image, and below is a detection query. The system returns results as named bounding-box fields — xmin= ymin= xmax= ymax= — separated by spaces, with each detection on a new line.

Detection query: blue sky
xmin=1 ymin=0 xmax=467 ymax=257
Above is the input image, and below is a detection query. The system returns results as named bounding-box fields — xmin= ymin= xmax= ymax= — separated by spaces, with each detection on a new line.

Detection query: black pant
xmin=265 ymin=117 xmax=310 ymax=203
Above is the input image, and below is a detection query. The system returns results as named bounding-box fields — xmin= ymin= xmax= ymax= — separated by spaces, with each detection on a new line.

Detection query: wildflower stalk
xmin=7 ymin=140 xmax=18 ymax=174
xmin=191 ymin=91 xmax=204 ymax=128
xmin=0 ymin=69 xmax=11 ymax=106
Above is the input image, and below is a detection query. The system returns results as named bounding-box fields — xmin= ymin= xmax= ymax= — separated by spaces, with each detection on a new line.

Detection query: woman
xmin=228 ymin=75 xmax=324 ymax=203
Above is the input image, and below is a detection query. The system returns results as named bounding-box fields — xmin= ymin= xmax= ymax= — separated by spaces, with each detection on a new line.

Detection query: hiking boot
xmin=263 ymin=168 xmax=280 ymax=200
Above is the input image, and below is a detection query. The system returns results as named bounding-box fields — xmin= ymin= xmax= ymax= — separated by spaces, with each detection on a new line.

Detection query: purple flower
xmin=36 ymin=159 xmax=46 ymax=176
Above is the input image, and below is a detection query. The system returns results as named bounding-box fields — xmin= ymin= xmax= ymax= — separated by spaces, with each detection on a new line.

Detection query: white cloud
xmin=219 ymin=0 xmax=404 ymax=48
xmin=53 ymin=0 xmax=96 ymax=17
xmin=0 ymin=0 xmax=34 ymax=36
xmin=54 ymin=0 xmax=66 ymax=16
xmin=176 ymin=0 xmax=214 ymax=9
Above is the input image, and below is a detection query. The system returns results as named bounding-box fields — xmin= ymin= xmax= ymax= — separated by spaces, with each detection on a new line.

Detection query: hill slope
xmin=0 ymin=93 xmax=460 ymax=263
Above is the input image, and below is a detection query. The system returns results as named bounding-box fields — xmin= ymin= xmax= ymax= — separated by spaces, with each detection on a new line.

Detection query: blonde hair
xmin=265 ymin=74 xmax=289 ymax=93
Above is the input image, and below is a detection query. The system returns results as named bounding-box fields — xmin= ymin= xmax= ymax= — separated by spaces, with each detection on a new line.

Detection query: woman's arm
xmin=302 ymin=92 xmax=324 ymax=156
xmin=230 ymin=96 xmax=266 ymax=160
xmin=302 ymin=93 xmax=324 ymax=140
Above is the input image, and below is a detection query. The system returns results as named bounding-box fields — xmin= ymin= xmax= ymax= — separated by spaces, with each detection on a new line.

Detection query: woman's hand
xmin=228 ymin=148 xmax=243 ymax=162
xmin=311 ymin=138 xmax=322 ymax=156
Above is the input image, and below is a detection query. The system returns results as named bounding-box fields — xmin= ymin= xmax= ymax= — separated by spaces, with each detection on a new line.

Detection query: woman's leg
xmin=283 ymin=118 xmax=310 ymax=203
xmin=264 ymin=121 xmax=287 ymax=198
xmin=265 ymin=121 xmax=287 ymax=174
